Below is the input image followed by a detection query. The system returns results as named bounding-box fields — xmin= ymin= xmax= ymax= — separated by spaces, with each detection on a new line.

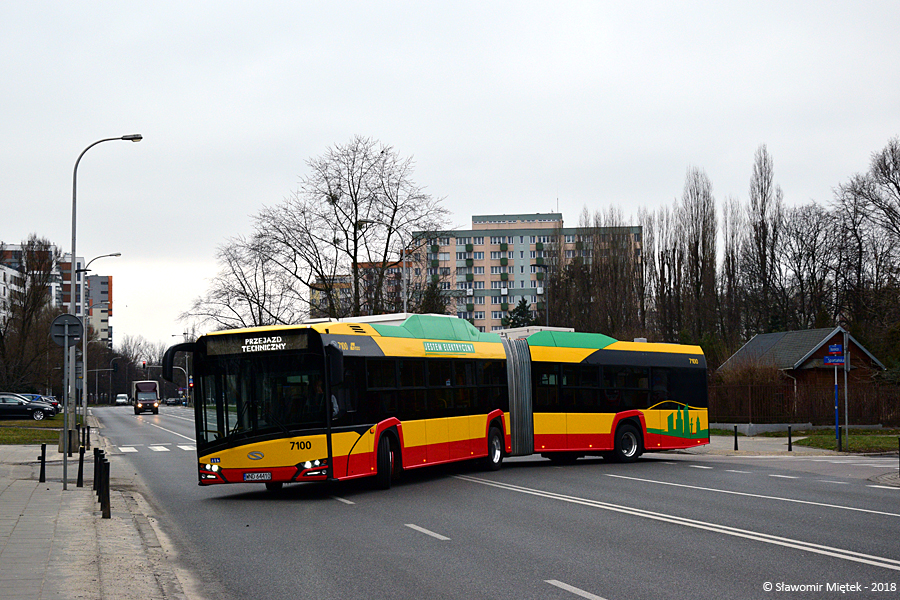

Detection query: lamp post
xmin=67 ymin=134 xmax=141 ymax=466
xmin=172 ymin=333 xmax=191 ymax=405
xmin=77 ymin=256 xmax=119 ymax=424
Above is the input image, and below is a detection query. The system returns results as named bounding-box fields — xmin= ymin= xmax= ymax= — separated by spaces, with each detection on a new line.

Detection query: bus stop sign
xmin=50 ymin=314 xmax=83 ymax=347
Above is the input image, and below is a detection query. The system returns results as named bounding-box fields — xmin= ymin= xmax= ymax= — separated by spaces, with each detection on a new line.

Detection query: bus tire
xmin=611 ymin=423 xmax=642 ymax=463
xmin=484 ymin=427 xmax=504 ymax=471
xmin=376 ymin=434 xmax=397 ymax=490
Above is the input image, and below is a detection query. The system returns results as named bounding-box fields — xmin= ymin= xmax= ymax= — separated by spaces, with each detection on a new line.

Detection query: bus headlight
xmin=301 ymin=458 xmax=328 ymax=476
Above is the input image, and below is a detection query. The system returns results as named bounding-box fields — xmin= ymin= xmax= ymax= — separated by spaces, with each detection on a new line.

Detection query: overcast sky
xmin=3 ymin=1 xmax=899 ymax=350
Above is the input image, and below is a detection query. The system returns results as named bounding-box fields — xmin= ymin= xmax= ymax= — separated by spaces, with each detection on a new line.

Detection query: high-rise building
xmin=418 ymin=213 xmax=642 ymax=332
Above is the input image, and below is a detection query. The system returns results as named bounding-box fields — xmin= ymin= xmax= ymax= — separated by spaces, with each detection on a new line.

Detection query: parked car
xmin=0 ymin=392 xmax=57 ymax=420
xmin=164 ymin=397 xmax=182 ymax=406
xmin=115 ymin=394 xmax=129 ymax=406
xmin=18 ymin=393 xmax=59 ymax=411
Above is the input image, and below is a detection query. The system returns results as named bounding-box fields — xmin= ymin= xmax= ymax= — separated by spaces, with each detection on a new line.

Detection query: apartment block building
xmin=421 ymin=213 xmax=642 ymax=332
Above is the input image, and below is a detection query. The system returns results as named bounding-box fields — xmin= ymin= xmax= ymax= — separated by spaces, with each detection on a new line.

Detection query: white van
xmin=115 ymin=394 xmax=129 ymax=406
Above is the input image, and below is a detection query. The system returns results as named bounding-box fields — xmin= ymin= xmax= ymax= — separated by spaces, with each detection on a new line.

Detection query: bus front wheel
xmin=610 ymin=423 xmax=642 ymax=463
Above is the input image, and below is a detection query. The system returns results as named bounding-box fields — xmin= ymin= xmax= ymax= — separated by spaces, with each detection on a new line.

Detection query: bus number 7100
xmin=290 ymin=441 xmax=312 ymax=451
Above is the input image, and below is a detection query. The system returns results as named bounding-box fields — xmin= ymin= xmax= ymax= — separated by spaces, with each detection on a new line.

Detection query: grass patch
xmin=793 ymin=433 xmax=899 ymax=453
xmin=0 ymin=418 xmax=64 ymax=429
xmin=0 ymin=427 xmax=60 ymax=445
xmin=710 ymin=428 xmax=745 ymax=436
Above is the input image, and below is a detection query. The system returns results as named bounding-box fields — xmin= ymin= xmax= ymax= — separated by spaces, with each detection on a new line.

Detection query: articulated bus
xmin=162 ymin=314 xmax=708 ymax=491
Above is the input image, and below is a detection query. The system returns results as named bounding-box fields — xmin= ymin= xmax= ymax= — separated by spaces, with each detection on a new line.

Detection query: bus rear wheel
xmin=376 ymin=434 xmax=398 ymax=489
xmin=610 ymin=423 xmax=642 ymax=463
xmin=483 ymin=427 xmax=504 ymax=471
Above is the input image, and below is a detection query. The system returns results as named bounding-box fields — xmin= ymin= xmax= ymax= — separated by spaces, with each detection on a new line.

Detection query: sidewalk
xmin=0 ymin=416 xmax=191 ymax=600
xmin=678 ymin=433 xmax=900 ymax=486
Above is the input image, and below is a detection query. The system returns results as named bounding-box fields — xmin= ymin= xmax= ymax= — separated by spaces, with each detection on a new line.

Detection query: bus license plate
xmin=243 ymin=472 xmax=271 ymax=481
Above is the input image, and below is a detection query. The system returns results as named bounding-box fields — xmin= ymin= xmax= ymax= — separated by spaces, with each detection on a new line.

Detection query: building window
xmin=473 ymin=252 xmax=484 ymax=260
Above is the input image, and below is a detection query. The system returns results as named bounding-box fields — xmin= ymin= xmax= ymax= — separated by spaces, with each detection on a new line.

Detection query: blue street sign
xmin=824 ymin=355 xmax=845 ymax=365
xmin=828 ymin=344 xmax=843 ymax=354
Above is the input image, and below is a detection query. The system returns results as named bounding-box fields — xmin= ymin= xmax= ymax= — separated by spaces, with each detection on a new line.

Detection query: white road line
xmin=769 ymin=474 xmax=798 ymax=479
xmin=726 ymin=470 xmax=752 ymax=474
xmin=145 ymin=422 xmax=195 ymax=441
xmin=868 ymin=485 xmax=900 ymax=490
xmin=118 ymin=447 xmax=138 ymax=453
xmin=689 ymin=465 xmax=713 ymax=469
xmin=331 ymin=496 xmax=355 ymax=505
xmin=604 ymin=474 xmax=900 ymax=518
xmin=404 ymin=524 xmax=450 ymax=541
xmin=545 ymin=580 xmax=608 ymax=600
xmin=177 ymin=445 xmax=196 ymax=451
xmin=148 ymin=446 xmax=170 ymax=452
xmin=818 ymin=480 xmax=849 ymax=485
xmin=457 ymin=475 xmax=900 ymax=572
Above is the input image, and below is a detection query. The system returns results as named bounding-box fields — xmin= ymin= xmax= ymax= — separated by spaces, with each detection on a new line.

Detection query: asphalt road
xmin=94 ymin=406 xmax=900 ymax=600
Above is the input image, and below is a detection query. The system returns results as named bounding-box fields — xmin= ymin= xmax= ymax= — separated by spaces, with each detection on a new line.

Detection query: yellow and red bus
xmin=162 ymin=314 xmax=708 ymax=491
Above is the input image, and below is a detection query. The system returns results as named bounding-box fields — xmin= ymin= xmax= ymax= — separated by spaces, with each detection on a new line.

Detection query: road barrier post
xmin=76 ymin=446 xmax=85 ymax=487
xmin=734 ymin=425 xmax=738 ymax=451
xmin=101 ymin=459 xmax=111 ymax=519
xmin=38 ymin=444 xmax=46 ymax=483
xmin=788 ymin=426 xmax=792 ymax=452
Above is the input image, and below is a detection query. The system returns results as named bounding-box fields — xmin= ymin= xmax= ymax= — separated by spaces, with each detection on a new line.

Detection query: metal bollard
xmin=788 ymin=426 xmax=792 ymax=452
xmin=734 ymin=425 xmax=738 ymax=451
xmin=38 ymin=443 xmax=47 ymax=483
xmin=837 ymin=426 xmax=842 ymax=452
xmin=76 ymin=446 xmax=85 ymax=488
xmin=101 ymin=459 xmax=111 ymax=519
xmin=92 ymin=448 xmax=100 ymax=491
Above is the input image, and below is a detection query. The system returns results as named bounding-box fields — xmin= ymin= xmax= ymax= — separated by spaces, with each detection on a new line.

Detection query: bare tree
xmin=258 ymin=136 xmax=449 ymax=318
xmin=678 ymin=167 xmax=718 ymax=343
xmin=182 ymin=234 xmax=301 ymax=330
xmin=0 ymin=235 xmax=60 ymax=391
xmin=842 ymin=136 xmax=900 ymax=240
xmin=719 ymin=195 xmax=744 ymax=350
xmin=744 ymin=144 xmax=784 ymax=332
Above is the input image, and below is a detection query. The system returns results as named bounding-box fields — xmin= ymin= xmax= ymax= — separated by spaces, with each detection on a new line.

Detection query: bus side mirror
xmin=325 ymin=343 xmax=344 ymax=386
xmin=162 ymin=342 xmax=197 ymax=382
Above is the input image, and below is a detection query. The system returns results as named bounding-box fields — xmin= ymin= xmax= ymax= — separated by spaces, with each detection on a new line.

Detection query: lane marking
xmin=331 ymin=496 xmax=355 ymax=505
xmin=726 ymin=470 xmax=752 ymax=474
xmin=868 ymin=485 xmax=900 ymax=490
xmin=818 ymin=480 xmax=849 ymax=485
xmin=148 ymin=446 xmax=170 ymax=452
xmin=146 ymin=422 xmax=195 ymax=441
xmin=769 ymin=474 xmax=798 ymax=479
xmin=689 ymin=465 xmax=713 ymax=469
xmin=404 ymin=524 xmax=450 ymax=541
xmin=177 ymin=445 xmax=196 ymax=451
xmin=604 ymin=474 xmax=900 ymax=518
xmin=457 ymin=475 xmax=900 ymax=571
xmin=119 ymin=447 xmax=138 ymax=453
xmin=545 ymin=580 xmax=608 ymax=600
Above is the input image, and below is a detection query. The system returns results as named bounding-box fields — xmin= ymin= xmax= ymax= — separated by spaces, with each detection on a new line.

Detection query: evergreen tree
xmin=502 ymin=298 xmax=535 ymax=328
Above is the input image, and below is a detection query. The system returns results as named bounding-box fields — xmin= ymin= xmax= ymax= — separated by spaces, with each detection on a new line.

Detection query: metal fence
xmin=709 ymin=383 xmax=900 ymax=426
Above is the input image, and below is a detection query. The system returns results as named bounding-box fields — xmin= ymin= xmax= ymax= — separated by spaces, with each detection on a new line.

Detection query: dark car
xmin=164 ymin=397 xmax=184 ymax=406
xmin=0 ymin=392 xmax=57 ymax=420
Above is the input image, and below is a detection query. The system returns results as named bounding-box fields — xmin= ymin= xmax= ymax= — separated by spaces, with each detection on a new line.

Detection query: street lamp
xmin=67 ymin=134 xmax=141 ymax=464
xmin=77 ymin=256 xmax=120 ymax=422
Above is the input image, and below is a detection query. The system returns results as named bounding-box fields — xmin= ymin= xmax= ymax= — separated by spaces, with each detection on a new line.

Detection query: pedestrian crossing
xmin=115 ymin=444 xmax=195 ymax=453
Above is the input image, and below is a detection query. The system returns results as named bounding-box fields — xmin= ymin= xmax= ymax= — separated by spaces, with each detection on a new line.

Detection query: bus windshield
xmin=196 ymin=351 xmax=326 ymax=448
